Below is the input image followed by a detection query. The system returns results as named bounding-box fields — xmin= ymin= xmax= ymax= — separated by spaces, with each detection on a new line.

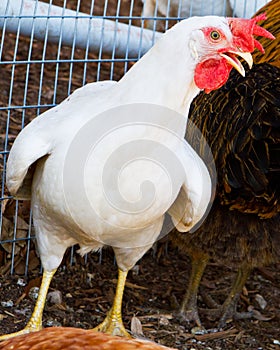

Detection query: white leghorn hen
xmin=229 ymin=0 xmax=270 ymax=17
xmin=142 ymin=0 xmax=233 ymax=29
xmin=142 ymin=0 xmax=270 ymax=29
xmin=1 ymin=15 xmax=271 ymax=340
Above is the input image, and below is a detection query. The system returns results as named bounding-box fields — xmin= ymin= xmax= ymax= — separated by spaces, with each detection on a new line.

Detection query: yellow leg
xmin=218 ymin=262 xmax=252 ymax=327
xmin=178 ymin=250 xmax=209 ymax=327
xmin=93 ymin=269 xmax=130 ymax=337
xmin=0 ymin=269 xmax=56 ymax=341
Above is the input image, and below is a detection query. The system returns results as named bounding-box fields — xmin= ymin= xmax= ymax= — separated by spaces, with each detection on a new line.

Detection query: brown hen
xmin=170 ymin=0 xmax=280 ymax=328
xmin=0 ymin=327 xmax=177 ymax=350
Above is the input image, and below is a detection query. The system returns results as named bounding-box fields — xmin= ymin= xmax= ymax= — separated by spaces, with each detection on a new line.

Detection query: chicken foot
xmin=198 ymin=262 xmax=253 ymax=327
xmin=217 ymin=262 xmax=253 ymax=328
xmin=175 ymin=250 xmax=209 ymax=328
xmin=0 ymin=269 xmax=57 ymax=341
xmin=93 ymin=268 xmax=130 ymax=337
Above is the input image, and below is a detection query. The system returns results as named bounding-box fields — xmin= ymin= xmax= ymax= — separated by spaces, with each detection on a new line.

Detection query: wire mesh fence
xmin=0 ymin=0 xmax=269 ymax=276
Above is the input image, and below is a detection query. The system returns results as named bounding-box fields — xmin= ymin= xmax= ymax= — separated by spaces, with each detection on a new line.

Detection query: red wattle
xmin=194 ymin=58 xmax=232 ymax=93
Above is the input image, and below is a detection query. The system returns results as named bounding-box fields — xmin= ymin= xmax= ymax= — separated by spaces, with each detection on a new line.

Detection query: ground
xmin=0 ymin=246 xmax=279 ymax=350
xmin=0 ymin=0 xmax=279 ymax=349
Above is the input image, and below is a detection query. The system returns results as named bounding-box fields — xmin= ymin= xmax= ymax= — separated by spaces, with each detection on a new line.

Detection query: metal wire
xmin=0 ymin=0 xmax=269 ymax=275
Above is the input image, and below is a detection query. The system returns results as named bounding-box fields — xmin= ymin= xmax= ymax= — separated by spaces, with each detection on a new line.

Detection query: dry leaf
xmin=131 ymin=315 xmax=144 ymax=336
xmin=0 ymin=314 xmax=7 ymax=321
xmin=1 ymin=216 xmax=29 ymax=254
xmin=255 ymin=294 xmax=267 ymax=310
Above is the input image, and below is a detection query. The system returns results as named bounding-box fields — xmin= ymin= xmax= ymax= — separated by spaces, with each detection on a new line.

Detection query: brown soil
xmin=0 ymin=246 xmax=279 ymax=350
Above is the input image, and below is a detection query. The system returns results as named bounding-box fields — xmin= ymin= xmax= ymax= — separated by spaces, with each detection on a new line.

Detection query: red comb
xmin=227 ymin=13 xmax=275 ymax=54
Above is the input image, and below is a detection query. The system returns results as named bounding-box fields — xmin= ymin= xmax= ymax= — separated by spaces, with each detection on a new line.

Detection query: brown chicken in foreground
xmin=0 ymin=327 xmax=177 ymax=350
xmin=170 ymin=0 xmax=280 ymax=329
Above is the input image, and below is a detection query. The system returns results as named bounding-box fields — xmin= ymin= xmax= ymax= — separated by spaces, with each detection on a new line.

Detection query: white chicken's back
xmin=142 ymin=0 xmax=270 ymax=30
xmin=229 ymin=0 xmax=270 ymax=17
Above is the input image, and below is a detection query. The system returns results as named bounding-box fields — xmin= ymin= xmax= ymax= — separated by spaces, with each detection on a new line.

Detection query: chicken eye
xmin=210 ymin=30 xmax=220 ymax=40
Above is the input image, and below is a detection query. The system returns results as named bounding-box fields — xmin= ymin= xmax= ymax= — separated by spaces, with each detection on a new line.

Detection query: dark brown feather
xmin=170 ymin=2 xmax=280 ymax=325
xmin=172 ymin=63 xmax=280 ymax=267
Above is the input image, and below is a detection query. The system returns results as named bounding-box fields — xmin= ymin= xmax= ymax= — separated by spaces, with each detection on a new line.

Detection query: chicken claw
xmin=93 ymin=269 xmax=131 ymax=337
xmin=0 ymin=269 xmax=56 ymax=341
xmin=175 ymin=250 xmax=209 ymax=328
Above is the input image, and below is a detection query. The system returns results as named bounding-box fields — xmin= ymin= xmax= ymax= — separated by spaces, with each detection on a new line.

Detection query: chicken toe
xmin=93 ymin=269 xmax=130 ymax=337
xmin=0 ymin=269 xmax=56 ymax=341
xmin=175 ymin=251 xmax=209 ymax=328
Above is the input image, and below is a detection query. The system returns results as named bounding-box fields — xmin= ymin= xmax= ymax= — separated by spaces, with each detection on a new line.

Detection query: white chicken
xmin=229 ymin=0 xmax=270 ymax=17
xmin=142 ymin=0 xmax=270 ymax=29
xmin=1 ymin=15 xmax=269 ymax=341
xmin=142 ymin=0 xmax=232 ymax=29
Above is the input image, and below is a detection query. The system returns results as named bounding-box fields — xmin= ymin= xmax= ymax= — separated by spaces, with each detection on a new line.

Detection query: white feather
xmin=6 ymin=16 xmax=231 ymax=272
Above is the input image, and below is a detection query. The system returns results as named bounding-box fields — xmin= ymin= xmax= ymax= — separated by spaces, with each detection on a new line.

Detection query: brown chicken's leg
xmin=199 ymin=262 xmax=253 ymax=327
xmin=0 ymin=269 xmax=57 ymax=341
xmin=176 ymin=250 xmax=209 ymax=328
xmin=218 ymin=262 xmax=253 ymax=328
xmin=93 ymin=268 xmax=130 ymax=337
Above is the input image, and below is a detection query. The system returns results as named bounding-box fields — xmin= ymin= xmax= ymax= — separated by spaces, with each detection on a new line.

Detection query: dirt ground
xmin=0 ymin=0 xmax=279 ymax=349
xmin=0 ymin=246 xmax=279 ymax=350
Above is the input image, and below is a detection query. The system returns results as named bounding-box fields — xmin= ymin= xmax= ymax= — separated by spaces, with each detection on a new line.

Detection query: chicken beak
xmin=220 ymin=51 xmax=253 ymax=77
